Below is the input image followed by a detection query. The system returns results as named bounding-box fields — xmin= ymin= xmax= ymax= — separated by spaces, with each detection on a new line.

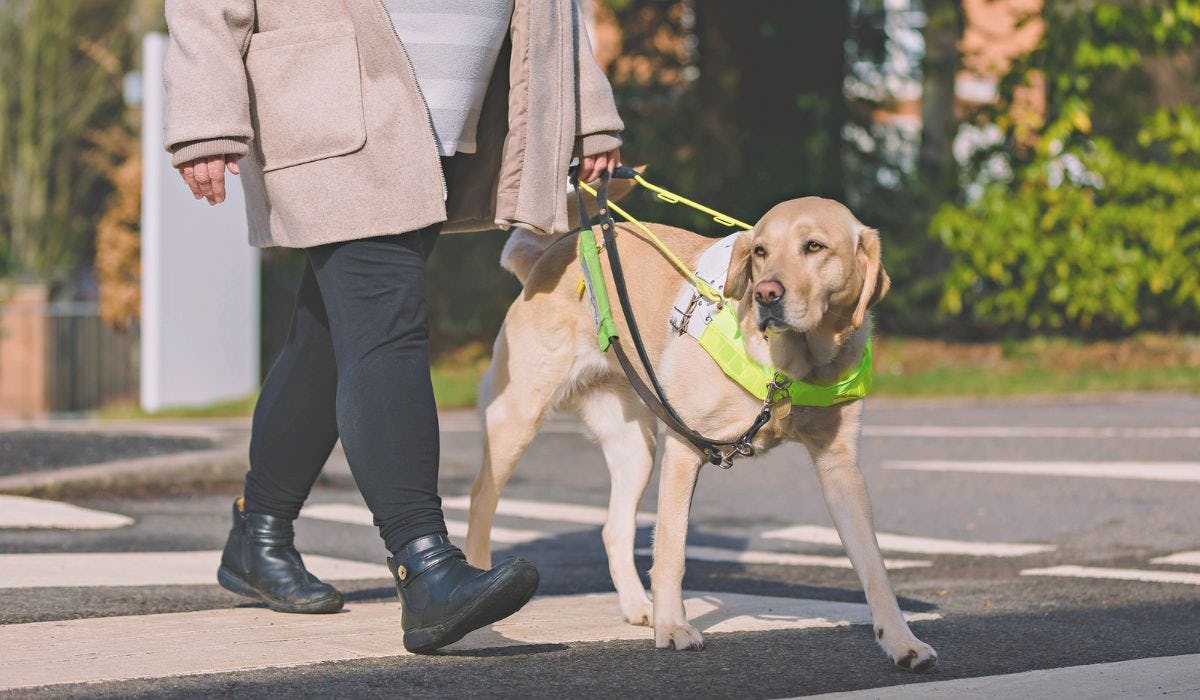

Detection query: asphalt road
xmin=1 ymin=394 xmax=1198 ymax=697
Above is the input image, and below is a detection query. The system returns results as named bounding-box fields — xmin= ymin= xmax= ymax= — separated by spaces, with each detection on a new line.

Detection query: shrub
xmin=933 ymin=128 xmax=1200 ymax=335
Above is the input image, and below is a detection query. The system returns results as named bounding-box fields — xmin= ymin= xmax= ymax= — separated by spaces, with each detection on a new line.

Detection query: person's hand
xmin=178 ymin=154 xmax=241 ymax=205
xmin=579 ymin=147 xmax=621 ymax=184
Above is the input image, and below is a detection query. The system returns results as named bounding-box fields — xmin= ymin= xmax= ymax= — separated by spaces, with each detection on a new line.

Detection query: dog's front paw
xmin=655 ymin=621 xmax=705 ymax=651
xmin=878 ymin=630 xmax=938 ymax=673
xmin=620 ymin=595 xmax=653 ymax=627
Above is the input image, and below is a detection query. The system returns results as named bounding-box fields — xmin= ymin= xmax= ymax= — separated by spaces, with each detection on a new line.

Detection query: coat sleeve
xmin=162 ymin=0 xmax=256 ymax=166
xmin=573 ymin=0 xmax=624 ymax=157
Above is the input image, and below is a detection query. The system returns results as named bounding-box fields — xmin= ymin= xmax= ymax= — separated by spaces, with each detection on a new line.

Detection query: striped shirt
xmin=385 ymin=0 xmax=515 ymax=156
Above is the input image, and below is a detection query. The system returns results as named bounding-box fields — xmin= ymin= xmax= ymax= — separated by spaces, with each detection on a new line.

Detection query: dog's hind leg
xmin=575 ymin=386 xmax=656 ymax=626
xmin=803 ymin=407 xmax=938 ymax=673
xmin=465 ymin=329 xmax=570 ymax=569
xmin=650 ymin=434 xmax=706 ymax=650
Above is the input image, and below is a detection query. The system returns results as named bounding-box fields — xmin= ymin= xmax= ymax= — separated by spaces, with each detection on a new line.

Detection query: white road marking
xmin=863 ymin=425 xmax=1200 ymax=440
xmin=300 ymin=503 xmax=545 ymax=544
xmin=441 ymin=495 xmax=657 ymax=527
xmin=0 ymin=551 xmax=386 ymax=589
xmin=1021 ymin=565 xmax=1200 ymax=586
xmin=1150 ymin=550 xmax=1200 ymax=567
xmin=0 ymin=590 xmax=939 ymax=691
xmin=635 ymin=545 xmax=930 ymax=570
xmin=801 ymin=653 xmax=1200 ymax=699
xmin=885 ymin=460 xmax=1200 ymax=483
xmin=0 ymin=495 xmax=134 ymax=530
xmin=761 ymin=524 xmax=1055 ymax=557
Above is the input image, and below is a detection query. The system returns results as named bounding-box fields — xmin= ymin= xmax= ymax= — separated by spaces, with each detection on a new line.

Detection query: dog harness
xmin=573 ymin=168 xmax=873 ymax=468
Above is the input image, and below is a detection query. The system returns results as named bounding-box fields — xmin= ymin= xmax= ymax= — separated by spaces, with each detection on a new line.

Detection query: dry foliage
xmin=85 ymin=125 xmax=141 ymax=328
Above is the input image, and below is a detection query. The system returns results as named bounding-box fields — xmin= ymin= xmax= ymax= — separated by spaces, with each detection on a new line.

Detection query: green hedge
xmin=933 ymin=132 xmax=1200 ymax=334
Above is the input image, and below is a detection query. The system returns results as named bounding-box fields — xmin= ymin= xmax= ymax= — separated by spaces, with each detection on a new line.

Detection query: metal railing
xmin=41 ymin=302 xmax=140 ymax=414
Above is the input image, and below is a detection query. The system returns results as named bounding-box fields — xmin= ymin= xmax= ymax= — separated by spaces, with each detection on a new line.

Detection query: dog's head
xmin=724 ymin=197 xmax=890 ymax=336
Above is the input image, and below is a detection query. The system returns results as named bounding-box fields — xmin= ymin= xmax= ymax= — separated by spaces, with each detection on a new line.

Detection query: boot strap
xmin=392 ymin=537 xmax=464 ymax=585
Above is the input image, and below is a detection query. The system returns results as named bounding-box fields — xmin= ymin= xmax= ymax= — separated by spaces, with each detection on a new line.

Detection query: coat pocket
xmin=246 ymin=21 xmax=366 ymax=172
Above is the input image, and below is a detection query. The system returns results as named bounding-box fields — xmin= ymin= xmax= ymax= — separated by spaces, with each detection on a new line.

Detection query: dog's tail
xmin=500 ymin=166 xmax=646 ymax=286
xmin=500 ymin=228 xmax=567 ymax=286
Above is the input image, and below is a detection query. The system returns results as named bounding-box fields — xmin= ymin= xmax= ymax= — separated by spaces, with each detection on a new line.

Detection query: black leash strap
xmin=572 ymin=168 xmax=778 ymax=468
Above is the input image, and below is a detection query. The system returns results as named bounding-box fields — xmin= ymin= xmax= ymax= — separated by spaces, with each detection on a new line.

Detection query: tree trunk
xmin=918 ymin=0 xmax=964 ymax=198
xmin=693 ymin=0 xmax=849 ymax=212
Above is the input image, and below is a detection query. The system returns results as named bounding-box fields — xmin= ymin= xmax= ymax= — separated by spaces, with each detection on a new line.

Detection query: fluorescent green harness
xmin=698 ymin=304 xmax=873 ymax=406
xmin=575 ymin=174 xmax=872 ymax=409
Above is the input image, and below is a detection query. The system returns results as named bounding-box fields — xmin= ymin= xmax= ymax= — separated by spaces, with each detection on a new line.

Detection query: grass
xmin=96 ymin=394 xmax=260 ymax=419
xmin=872 ymin=362 xmax=1199 ymax=397
xmin=93 ymin=334 xmax=1198 ymax=418
xmin=430 ymin=363 xmax=487 ymax=409
xmin=869 ymin=334 xmax=1200 ymax=398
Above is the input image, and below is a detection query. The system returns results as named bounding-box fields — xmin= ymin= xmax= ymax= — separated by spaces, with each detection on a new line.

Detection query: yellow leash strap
xmin=631 ymin=174 xmax=756 ymax=230
xmin=577 ymin=177 xmax=751 ymax=304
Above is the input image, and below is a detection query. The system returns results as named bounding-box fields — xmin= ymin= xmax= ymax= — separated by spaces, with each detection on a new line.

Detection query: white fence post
xmin=140 ymin=32 xmax=260 ymax=412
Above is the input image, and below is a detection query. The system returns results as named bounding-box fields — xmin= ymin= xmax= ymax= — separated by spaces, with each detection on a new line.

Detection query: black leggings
xmin=242 ymin=225 xmax=446 ymax=554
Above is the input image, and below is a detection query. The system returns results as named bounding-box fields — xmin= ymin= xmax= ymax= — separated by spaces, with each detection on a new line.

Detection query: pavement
xmin=0 ymin=394 xmax=1198 ymax=697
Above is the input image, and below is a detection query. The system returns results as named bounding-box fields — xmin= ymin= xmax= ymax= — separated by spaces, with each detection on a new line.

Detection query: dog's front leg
xmin=805 ymin=420 xmax=938 ymax=672
xmin=650 ymin=434 xmax=705 ymax=650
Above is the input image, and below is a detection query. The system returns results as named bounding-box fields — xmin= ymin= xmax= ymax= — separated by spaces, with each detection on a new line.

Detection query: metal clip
xmin=767 ymin=373 xmax=793 ymax=404
xmin=671 ymin=294 xmax=701 ymax=336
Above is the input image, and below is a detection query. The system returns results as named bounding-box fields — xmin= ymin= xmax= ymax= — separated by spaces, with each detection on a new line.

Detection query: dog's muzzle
xmin=756 ymin=307 xmax=790 ymax=333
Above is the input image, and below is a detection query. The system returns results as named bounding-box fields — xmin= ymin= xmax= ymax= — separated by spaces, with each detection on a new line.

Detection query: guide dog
xmin=464 ymin=190 xmax=937 ymax=671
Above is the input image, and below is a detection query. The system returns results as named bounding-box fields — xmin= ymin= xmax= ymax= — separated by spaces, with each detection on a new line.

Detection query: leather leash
xmin=571 ymin=168 xmax=786 ymax=469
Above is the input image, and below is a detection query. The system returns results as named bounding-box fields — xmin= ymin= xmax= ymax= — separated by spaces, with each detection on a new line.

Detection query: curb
xmin=0 ymin=447 xmax=248 ymax=498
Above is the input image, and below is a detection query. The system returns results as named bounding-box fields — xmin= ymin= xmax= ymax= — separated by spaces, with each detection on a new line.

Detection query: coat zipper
xmin=377 ymin=0 xmax=447 ymax=200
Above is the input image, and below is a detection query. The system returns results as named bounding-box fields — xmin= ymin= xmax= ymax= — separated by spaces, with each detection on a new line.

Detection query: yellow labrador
xmin=465 ymin=196 xmax=937 ymax=671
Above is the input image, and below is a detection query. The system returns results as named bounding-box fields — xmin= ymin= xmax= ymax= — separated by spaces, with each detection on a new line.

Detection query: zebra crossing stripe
xmin=0 ymin=495 xmax=134 ymax=530
xmin=635 ymin=545 xmax=931 ymax=570
xmin=862 ymin=426 xmax=1200 ymax=439
xmin=799 ymin=653 xmax=1200 ymax=699
xmin=0 ymin=590 xmax=938 ymax=691
xmin=300 ymin=503 xmax=545 ymax=544
xmin=885 ymin=460 xmax=1200 ymax=483
xmin=1149 ymin=550 xmax=1200 ymax=567
xmin=440 ymin=495 xmax=656 ymax=527
xmin=762 ymin=524 xmax=1055 ymax=557
xmin=0 ymin=551 xmax=386 ymax=589
xmin=1020 ymin=565 xmax=1200 ymax=586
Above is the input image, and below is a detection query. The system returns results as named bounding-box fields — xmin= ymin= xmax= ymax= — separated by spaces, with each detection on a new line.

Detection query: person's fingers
xmin=180 ymin=163 xmax=202 ymax=199
xmin=227 ymin=155 xmax=240 ymax=175
xmin=593 ymin=154 xmax=609 ymax=182
xmin=609 ymin=148 xmax=621 ymax=171
xmin=207 ymin=156 xmax=226 ymax=204
xmin=193 ymin=158 xmax=214 ymax=201
xmin=579 ymin=155 xmax=594 ymax=183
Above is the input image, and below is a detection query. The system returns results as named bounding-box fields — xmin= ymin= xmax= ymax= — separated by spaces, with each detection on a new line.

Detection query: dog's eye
xmin=805 ymin=241 xmax=826 ymax=254
xmin=753 ymin=245 xmax=767 ymax=258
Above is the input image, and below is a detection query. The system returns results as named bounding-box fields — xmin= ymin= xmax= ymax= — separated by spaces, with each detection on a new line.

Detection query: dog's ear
xmin=851 ymin=227 xmax=890 ymax=328
xmin=724 ymin=230 xmax=754 ymax=300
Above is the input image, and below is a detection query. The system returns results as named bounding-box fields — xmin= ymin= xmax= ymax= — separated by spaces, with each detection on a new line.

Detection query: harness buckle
xmin=671 ymin=293 xmax=701 ymax=336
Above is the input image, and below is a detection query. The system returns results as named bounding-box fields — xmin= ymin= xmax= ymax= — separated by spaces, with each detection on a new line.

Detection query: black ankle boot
xmin=387 ymin=533 xmax=539 ymax=653
xmin=217 ymin=497 xmax=344 ymax=613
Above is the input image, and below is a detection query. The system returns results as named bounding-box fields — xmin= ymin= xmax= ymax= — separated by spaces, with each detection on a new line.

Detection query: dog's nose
xmin=754 ymin=280 xmax=785 ymax=306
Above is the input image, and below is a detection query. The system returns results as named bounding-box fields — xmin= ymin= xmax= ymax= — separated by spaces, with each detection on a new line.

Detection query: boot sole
xmin=217 ymin=565 xmax=344 ymax=614
xmin=403 ymin=561 xmax=540 ymax=654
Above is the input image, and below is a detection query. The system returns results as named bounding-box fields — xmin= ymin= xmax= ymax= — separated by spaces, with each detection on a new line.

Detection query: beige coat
xmin=163 ymin=0 xmax=624 ymax=248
